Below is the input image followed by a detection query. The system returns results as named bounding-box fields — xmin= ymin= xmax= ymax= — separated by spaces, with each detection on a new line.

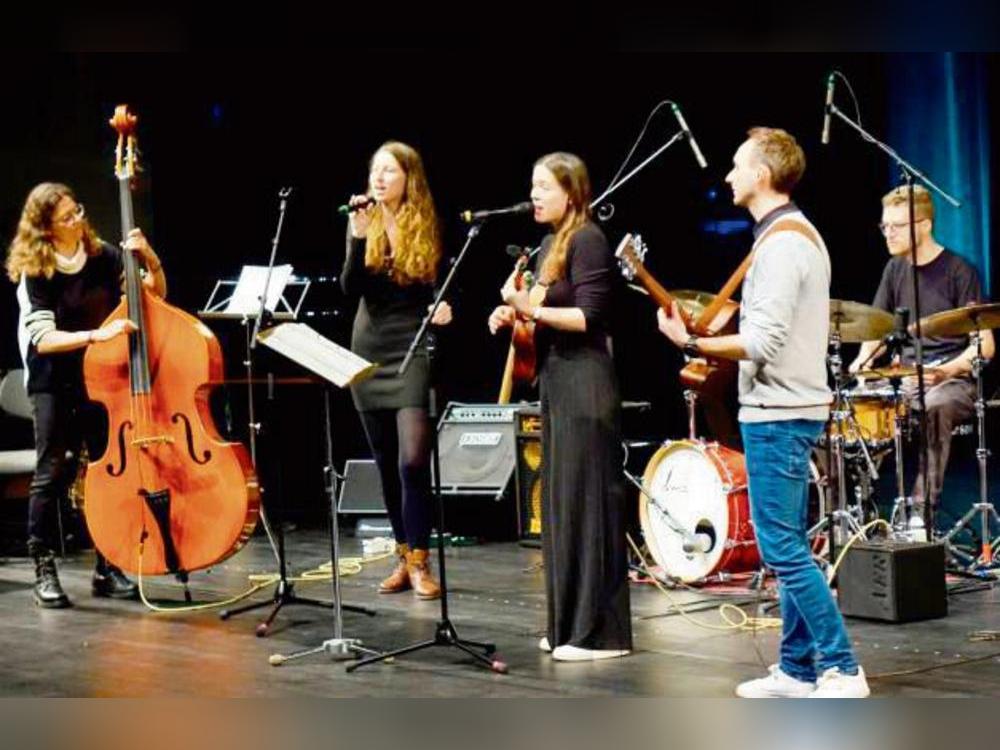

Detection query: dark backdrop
xmin=1 ymin=53 xmax=996 ymax=521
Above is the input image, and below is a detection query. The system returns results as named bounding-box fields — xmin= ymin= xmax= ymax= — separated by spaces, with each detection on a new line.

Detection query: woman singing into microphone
xmin=340 ymin=141 xmax=452 ymax=600
xmin=489 ymin=152 xmax=631 ymax=660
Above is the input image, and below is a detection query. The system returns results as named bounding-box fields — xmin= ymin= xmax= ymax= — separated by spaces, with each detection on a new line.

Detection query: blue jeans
xmin=741 ymin=419 xmax=858 ymax=682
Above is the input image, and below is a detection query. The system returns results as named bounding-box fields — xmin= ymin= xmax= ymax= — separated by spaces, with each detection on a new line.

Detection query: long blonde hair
xmin=536 ymin=152 xmax=592 ymax=284
xmin=6 ymin=182 xmax=102 ymax=282
xmin=364 ymin=141 xmax=442 ymax=286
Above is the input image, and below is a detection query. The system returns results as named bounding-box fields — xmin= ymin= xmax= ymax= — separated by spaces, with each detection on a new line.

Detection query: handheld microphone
xmin=337 ymin=196 xmax=376 ymax=215
xmin=670 ymin=103 xmax=708 ymax=169
xmin=821 ymin=73 xmax=836 ymax=145
xmin=460 ymin=201 xmax=533 ymax=224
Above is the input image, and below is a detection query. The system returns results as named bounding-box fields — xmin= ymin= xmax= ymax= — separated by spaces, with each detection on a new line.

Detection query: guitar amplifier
xmin=514 ymin=406 xmax=543 ymax=541
xmin=837 ymin=540 xmax=947 ymax=623
xmin=432 ymin=403 xmax=524 ymax=541
xmin=433 ymin=403 xmax=520 ymax=496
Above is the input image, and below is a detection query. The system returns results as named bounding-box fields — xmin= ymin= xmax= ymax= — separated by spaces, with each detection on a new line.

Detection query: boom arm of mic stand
xmin=398 ymin=223 xmax=480 ymax=377
xmin=827 ymin=104 xmax=961 ymax=208
xmin=591 ymin=130 xmax=686 ymax=211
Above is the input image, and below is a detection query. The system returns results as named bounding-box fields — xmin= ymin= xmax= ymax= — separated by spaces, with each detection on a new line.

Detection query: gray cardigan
xmin=738 ymin=210 xmax=832 ymax=423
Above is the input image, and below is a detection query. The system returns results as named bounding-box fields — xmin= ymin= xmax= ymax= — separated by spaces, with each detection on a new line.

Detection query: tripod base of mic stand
xmin=269 ymin=638 xmax=389 ymax=666
xmin=220 ymin=579 xmax=376 ymax=637
xmin=345 ymin=618 xmax=508 ymax=674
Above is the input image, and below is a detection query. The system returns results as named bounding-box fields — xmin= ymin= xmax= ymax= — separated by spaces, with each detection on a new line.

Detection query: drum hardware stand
xmin=940 ymin=332 xmax=1000 ymax=569
xmin=819 ymin=331 xmax=868 ymax=552
xmin=886 ymin=378 xmax=921 ymax=539
xmin=684 ymin=390 xmax=699 ymax=441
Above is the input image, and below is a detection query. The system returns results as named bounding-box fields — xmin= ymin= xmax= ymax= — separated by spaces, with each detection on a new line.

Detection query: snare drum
xmin=829 ymin=387 xmax=907 ymax=447
xmin=639 ymin=439 xmax=824 ymax=582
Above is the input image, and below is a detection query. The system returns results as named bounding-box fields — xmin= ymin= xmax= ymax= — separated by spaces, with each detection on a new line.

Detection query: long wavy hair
xmin=536 ymin=152 xmax=592 ymax=284
xmin=364 ymin=141 xmax=442 ymax=286
xmin=6 ymin=182 xmax=102 ymax=282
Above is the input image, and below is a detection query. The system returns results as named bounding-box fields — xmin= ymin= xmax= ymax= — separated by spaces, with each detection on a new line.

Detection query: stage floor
xmin=1 ymin=526 xmax=999 ymax=698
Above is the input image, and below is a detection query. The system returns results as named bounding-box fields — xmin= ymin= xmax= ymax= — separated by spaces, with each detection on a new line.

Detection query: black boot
xmin=92 ymin=555 xmax=138 ymax=599
xmin=32 ymin=549 xmax=72 ymax=609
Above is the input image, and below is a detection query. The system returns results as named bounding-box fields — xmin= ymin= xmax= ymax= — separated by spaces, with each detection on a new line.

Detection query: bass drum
xmin=639 ymin=439 xmax=824 ymax=583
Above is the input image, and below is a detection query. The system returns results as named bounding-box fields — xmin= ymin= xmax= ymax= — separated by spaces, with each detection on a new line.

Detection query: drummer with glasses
xmin=849 ymin=185 xmax=994 ymax=524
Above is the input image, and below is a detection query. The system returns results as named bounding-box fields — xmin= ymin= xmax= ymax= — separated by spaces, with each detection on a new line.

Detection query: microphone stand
xmin=826 ymin=99 xmax=962 ymax=540
xmin=348 ymin=221 xmax=507 ymax=674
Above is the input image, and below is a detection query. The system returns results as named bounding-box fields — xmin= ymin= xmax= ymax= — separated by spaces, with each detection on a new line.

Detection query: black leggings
xmin=358 ymin=407 xmax=433 ymax=550
xmin=28 ymin=391 xmax=106 ymax=553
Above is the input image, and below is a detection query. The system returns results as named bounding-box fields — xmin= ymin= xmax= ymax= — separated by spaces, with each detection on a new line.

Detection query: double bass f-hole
xmin=107 ymin=420 xmax=134 ymax=477
xmin=172 ymin=412 xmax=212 ymax=465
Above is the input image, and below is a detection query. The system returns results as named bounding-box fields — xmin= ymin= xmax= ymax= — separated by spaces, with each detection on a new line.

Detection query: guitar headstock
xmin=614 ymin=233 xmax=647 ymax=281
xmin=109 ymin=104 xmax=140 ymax=182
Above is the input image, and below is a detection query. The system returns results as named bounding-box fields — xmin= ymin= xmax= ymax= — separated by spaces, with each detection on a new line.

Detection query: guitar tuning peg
xmin=634 ymin=235 xmax=648 ymax=262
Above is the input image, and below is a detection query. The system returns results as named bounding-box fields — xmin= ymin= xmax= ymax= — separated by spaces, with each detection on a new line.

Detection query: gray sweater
xmin=738 ymin=209 xmax=832 ymax=423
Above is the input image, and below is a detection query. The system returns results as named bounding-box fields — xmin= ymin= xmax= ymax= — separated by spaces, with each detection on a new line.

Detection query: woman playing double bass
xmin=7 ymin=182 xmax=167 ymax=608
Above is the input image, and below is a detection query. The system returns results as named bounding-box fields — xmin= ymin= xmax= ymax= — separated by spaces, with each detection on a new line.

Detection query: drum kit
xmin=636 ymin=292 xmax=1000 ymax=583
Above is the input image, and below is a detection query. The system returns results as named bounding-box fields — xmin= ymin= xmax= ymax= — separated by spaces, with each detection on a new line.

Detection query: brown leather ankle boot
xmin=378 ymin=543 xmax=411 ymax=594
xmin=406 ymin=548 xmax=441 ymax=600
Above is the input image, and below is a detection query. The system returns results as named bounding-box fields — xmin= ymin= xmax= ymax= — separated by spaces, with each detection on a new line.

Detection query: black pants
xmin=358 ymin=407 xmax=433 ymax=550
xmin=28 ymin=390 xmax=107 ymax=553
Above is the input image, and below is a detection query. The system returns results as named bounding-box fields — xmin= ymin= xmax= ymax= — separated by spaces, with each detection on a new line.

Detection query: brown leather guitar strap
xmin=691 ymin=218 xmax=822 ymax=335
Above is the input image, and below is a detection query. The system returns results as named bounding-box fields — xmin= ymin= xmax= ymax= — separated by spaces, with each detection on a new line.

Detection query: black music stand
xmin=255 ymin=322 xmax=385 ymax=662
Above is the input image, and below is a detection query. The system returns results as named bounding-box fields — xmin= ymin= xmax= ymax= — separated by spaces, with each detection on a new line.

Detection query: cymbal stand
xmin=815 ymin=330 xmax=866 ymax=553
xmin=886 ymin=377 xmax=918 ymax=537
xmin=940 ymin=331 xmax=1000 ymax=569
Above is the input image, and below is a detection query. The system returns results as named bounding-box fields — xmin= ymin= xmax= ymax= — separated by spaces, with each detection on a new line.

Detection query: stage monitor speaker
xmin=337 ymin=459 xmax=386 ymax=514
xmin=838 ymin=540 xmax=947 ymax=623
xmin=514 ymin=405 xmax=543 ymax=541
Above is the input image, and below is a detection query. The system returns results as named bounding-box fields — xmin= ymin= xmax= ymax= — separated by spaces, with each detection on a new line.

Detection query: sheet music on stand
xmin=199 ymin=265 xmax=310 ymax=321
xmin=256 ymin=323 xmax=377 ymax=388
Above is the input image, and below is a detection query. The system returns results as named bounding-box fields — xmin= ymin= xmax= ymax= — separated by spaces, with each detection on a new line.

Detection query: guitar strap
xmin=692 ymin=218 xmax=822 ymax=335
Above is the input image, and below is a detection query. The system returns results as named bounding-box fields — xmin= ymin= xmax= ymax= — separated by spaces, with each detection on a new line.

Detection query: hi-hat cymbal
xmin=855 ymin=364 xmax=920 ymax=380
xmin=829 ymin=299 xmax=894 ymax=343
xmin=914 ymin=302 xmax=1000 ymax=338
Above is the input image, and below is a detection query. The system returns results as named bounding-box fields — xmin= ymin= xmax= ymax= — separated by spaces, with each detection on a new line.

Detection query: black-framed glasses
xmin=878 ymin=217 xmax=928 ymax=236
xmin=53 ymin=203 xmax=85 ymax=227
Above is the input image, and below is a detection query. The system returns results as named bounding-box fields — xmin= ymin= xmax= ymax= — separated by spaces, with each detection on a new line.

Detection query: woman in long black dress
xmin=341 ymin=141 xmax=452 ymax=600
xmin=7 ymin=182 xmax=167 ymax=608
xmin=489 ymin=152 xmax=631 ymax=660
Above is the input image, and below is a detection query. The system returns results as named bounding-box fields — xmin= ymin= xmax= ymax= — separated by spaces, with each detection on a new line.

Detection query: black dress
xmin=341 ymin=236 xmax=433 ymax=411
xmin=536 ymin=221 xmax=632 ymax=651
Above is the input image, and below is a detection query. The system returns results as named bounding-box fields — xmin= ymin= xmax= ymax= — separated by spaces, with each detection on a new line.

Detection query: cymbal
xmin=670 ymin=289 xmax=718 ymax=319
xmin=855 ymin=365 xmax=919 ymax=380
xmin=914 ymin=302 xmax=1000 ymax=338
xmin=829 ymin=299 xmax=894 ymax=343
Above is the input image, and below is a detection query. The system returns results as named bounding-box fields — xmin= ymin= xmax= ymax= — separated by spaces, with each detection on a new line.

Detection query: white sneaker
xmin=808 ymin=666 xmax=871 ymax=698
xmin=539 ymin=637 xmax=552 ymax=653
xmin=735 ymin=665 xmax=816 ymax=698
xmin=551 ymin=644 xmax=630 ymax=662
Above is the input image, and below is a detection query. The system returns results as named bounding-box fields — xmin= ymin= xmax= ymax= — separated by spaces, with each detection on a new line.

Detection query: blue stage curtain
xmin=887 ymin=52 xmax=991 ymax=296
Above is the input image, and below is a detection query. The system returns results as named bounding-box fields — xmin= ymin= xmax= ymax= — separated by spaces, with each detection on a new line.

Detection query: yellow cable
xmin=627 ymin=534 xmax=782 ymax=632
xmin=825 ymin=519 xmax=892 ymax=585
xmin=135 ymin=540 xmax=393 ymax=614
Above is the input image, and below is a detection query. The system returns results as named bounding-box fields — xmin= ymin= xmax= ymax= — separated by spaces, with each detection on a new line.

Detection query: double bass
xmin=83 ymin=105 xmax=260 ymax=577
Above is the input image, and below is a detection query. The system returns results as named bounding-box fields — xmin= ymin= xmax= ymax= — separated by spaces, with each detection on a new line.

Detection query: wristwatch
xmin=683 ymin=334 xmax=700 ymax=358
